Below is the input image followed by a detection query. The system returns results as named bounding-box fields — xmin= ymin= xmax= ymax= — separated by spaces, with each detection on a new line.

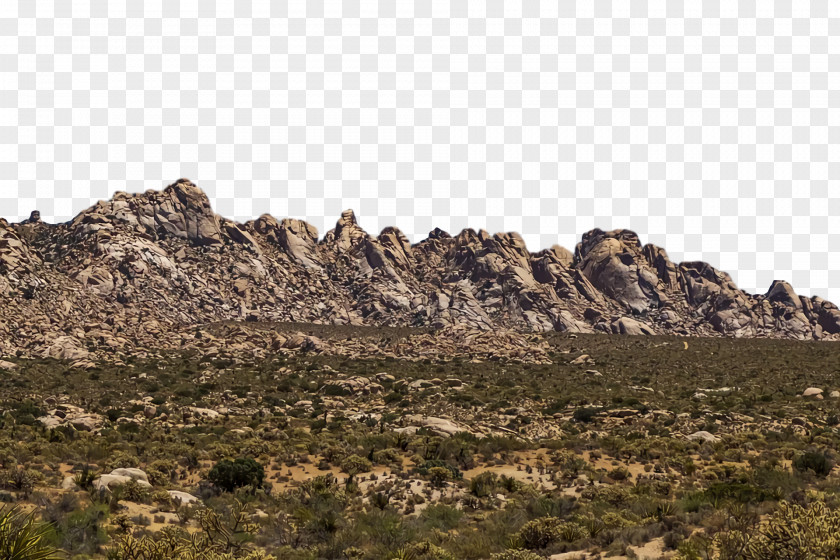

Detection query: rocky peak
xmin=20 ymin=210 xmax=43 ymax=225
xmin=427 ymin=227 xmax=451 ymax=240
xmin=324 ymin=209 xmax=368 ymax=251
xmin=160 ymin=178 xmax=223 ymax=246
xmin=64 ymin=178 xmax=223 ymax=247
xmin=765 ymin=280 xmax=802 ymax=309
xmin=575 ymin=228 xmax=642 ymax=262
xmin=377 ymin=227 xmax=414 ymax=270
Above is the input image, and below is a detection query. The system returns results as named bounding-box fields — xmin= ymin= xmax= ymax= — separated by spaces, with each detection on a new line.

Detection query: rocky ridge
xmin=1 ymin=178 xmax=838 ymax=362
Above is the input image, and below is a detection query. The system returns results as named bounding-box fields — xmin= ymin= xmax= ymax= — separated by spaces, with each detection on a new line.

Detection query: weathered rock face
xmin=0 ymin=218 xmax=40 ymax=273
xmin=0 ymin=180 xmax=835 ymax=362
xmin=577 ymin=229 xmax=663 ymax=313
xmin=67 ymin=178 xmax=222 ymax=247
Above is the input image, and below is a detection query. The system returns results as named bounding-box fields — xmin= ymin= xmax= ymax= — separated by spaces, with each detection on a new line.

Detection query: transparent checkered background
xmin=1 ymin=1 xmax=839 ymax=301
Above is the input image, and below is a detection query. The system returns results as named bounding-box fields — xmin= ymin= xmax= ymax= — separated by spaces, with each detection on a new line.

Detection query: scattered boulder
xmin=802 ymin=387 xmax=824 ymax=398
xmin=109 ymin=468 xmax=150 ymax=485
xmin=687 ymin=431 xmax=719 ymax=443
xmin=38 ymin=405 xmax=104 ymax=432
xmin=403 ymin=415 xmax=472 ymax=437
xmin=185 ymin=407 xmax=220 ymax=421
xmin=569 ymin=354 xmax=592 ymax=366
xmin=611 ymin=317 xmax=656 ymax=336
xmin=408 ymin=379 xmax=436 ymax=390
xmin=69 ymin=415 xmax=103 ymax=432
xmin=61 ymin=476 xmax=80 ymax=491
xmin=42 ymin=336 xmax=90 ymax=361
xmin=321 ymin=376 xmax=384 ymax=396
xmin=168 ymin=490 xmax=200 ymax=505
xmin=93 ymin=473 xmax=152 ymax=492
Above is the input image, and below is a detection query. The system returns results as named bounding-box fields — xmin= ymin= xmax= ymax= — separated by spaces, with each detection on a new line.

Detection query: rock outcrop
xmin=0 ymin=180 xmax=835 ymax=362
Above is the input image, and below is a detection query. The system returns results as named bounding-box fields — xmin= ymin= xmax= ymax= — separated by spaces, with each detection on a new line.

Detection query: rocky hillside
xmin=1 ymin=178 xmax=838 ymax=361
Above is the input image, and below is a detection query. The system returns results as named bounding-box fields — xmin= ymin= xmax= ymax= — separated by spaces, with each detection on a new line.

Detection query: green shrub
xmin=490 ymin=551 xmax=543 ymax=560
xmin=678 ymin=501 xmax=840 ymax=559
xmin=416 ymin=460 xmax=462 ymax=481
xmin=572 ymin=407 xmax=599 ymax=423
xmin=517 ymin=516 xmax=563 ymax=549
xmin=420 ymin=504 xmax=463 ymax=531
xmin=427 ymin=467 xmax=452 ymax=487
xmin=43 ymin=504 xmax=109 ymax=557
xmin=340 ymin=455 xmax=372 ymax=478
xmin=793 ymin=451 xmax=833 ymax=477
xmin=470 ymin=472 xmax=500 ymax=498
xmin=207 ymin=457 xmax=265 ymax=492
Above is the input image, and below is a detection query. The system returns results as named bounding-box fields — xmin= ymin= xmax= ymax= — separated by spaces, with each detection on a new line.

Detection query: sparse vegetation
xmin=2 ymin=329 xmax=840 ymax=558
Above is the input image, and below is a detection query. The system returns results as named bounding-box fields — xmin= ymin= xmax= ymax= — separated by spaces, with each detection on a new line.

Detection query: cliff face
xmin=1 ymin=178 xmax=837 ymax=360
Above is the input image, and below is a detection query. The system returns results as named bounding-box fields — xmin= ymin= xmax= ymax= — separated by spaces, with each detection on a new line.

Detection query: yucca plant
xmin=0 ymin=505 xmax=61 ymax=560
xmin=73 ymin=467 xmax=97 ymax=491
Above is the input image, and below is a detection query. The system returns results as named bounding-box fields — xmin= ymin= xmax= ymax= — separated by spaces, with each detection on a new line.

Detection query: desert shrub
xmin=107 ymin=523 xmax=274 ymax=559
xmin=420 ymin=504 xmax=462 ymax=531
xmin=146 ymin=459 xmax=178 ymax=486
xmin=427 ymin=467 xmax=452 ymax=487
xmin=0 ymin=468 xmax=38 ymax=494
xmin=558 ymin=521 xmax=586 ymax=542
xmin=524 ymin=495 xmax=576 ymax=519
xmin=372 ymin=448 xmax=400 ymax=465
xmin=10 ymin=400 xmax=45 ymax=423
xmin=370 ymin=492 xmax=390 ymax=510
xmin=793 ymin=450 xmax=833 ymax=477
xmin=104 ymin=451 xmax=140 ymax=471
xmin=572 ymin=407 xmax=599 ymax=423
xmin=416 ymin=460 xmax=462 ymax=481
xmin=678 ymin=501 xmax=840 ymax=559
xmin=702 ymin=483 xmax=772 ymax=506
xmin=120 ymin=478 xmax=151 ymax=503
xmin=340 ymin=455 xmax=372 ymax=479
xmin=393 ymin=541 xmax=455 ymax=560
xmin=607 ymin=466 xmax=630 ymax=481
xmin=552 ymin=450 xmax=588 ymax=478
xmin=517 ymin=516 xmax=563 ymax=549
xmin=678 ymin=491 xmax=707 ymax=513
xmin=490 ymin=551 xmax=543 ymax=560
xmin=43 ymin=503 xmax=109 ymax=556
xmin=208 ymin=457 xmax=265 ymax=492
xmin=470 ymin=472 xmax=499 ymax=498
xmin=581 ymin=484 xmax=632 ymax=507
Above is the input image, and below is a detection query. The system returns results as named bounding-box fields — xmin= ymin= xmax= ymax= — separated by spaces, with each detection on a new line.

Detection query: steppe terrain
xmin=3 ymin=327 xmax=840 ymax=559
xmin=1 ymin=181 xmax=839 ymax=559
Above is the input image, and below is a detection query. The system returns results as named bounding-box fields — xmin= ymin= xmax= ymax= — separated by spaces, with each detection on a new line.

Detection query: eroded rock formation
xmin=1 ymin=179 xmax=836 ymax=361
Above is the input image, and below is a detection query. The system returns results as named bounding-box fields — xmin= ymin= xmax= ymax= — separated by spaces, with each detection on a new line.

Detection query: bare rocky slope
xmin=1 ymin=178 xmax=838 ymax=362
